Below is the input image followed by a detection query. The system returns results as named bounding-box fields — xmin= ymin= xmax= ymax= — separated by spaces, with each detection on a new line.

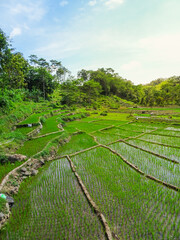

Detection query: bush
xmin=40 ymin=117 xmax=46 ymax=124
xmin=0 ymin=154 xmax=8 ymax=164
xmin=100 ymin=111 xmax=108 ymax=116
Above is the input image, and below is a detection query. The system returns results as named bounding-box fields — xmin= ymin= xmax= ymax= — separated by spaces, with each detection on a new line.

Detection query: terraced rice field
xmin=1 ymin=113 xmax=180 ymax=239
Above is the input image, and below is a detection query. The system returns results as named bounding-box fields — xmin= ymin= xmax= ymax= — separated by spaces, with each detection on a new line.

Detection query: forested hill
xmin=0 ymin=28 xmax=180 ymax=113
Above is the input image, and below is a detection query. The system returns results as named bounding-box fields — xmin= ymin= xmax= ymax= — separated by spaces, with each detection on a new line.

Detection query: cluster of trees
xmin=59 ymin=68 xmax=180 ymax=106
xmin=0 ymin=29 xmax=68 ymax=102
xmin=0 ymin=28 xmax=179 ymax=109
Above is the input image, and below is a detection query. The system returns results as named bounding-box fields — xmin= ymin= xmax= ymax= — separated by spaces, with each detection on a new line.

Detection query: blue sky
xmin=0 ymin=0 xmax=180 ymax=84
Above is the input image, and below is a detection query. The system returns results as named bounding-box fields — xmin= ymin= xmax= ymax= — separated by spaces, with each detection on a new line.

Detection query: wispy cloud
xmin=104 ymin=0 xmax=124 ymax=9
xmin=88 ymin=0 xmax=97 ymax=7
xmin=138 ymin=34 xmax=180 ymax=62
xmin=59 ymin=1 xmax=69 ymax=7
xmin=9 ymin=1 xmax=46 ymax=21
xmin=121 ymin=61 xmax=142 ymax=71
xmin=10 ymin=27 xmax=22 ymax=38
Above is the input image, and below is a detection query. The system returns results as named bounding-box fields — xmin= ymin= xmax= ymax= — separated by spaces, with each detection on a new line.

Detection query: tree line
xmin=0 ymin=28 xmax=179 ymax=111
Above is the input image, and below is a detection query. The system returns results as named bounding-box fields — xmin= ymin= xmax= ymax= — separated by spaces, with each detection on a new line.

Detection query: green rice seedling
xmin=57 ymin=133 xmax=97 ymax=155
xmin=97 ymin=112 xmax=129 ymax=121
xmin=101 ymin=127 xmax=142 ymax=138
xmin=127 ymin=139 xmax=180 ymax=163
xmin=130 ymin=121 xmax=167 ymax=129
xmin=0 ymin=159 xmax=105 ymax=239
xmin=152 ymin=129 xmax=180 ymax=137
xmin=63 ymin=124 xmax=78 ymax=134
xmin=38 ymin=115 xmax=61 ymax=136
xmin=91 ymin=132 xmax=122 ymax=144
xmin=118 ymin=123 xmax=156 ymax=132
xmin=139 ymin=134 xmax=180 ymax=147
xmin=77 ymin=117 xmax=99 ymax=122
xmin=72 ymin=147 xmax=180 ymax=239
xmin=165 ymin=126 xmax=180 ymax=131
xmin=34 ymin=131 xmax=70 ymax=159
xmin=65 ymin=121 xmax=108 ymax=133
xmin=109 ymin=142 xmax=180 ymax=187
xmin=14 ymin=126 xmax=37 ymax=135
xmin=92 ymin=120 xmax=128 ymax=126
xmin=16 ymin=132 xmax=62 ymax=157
xmin=18 ymin=112 xmax=46 ymax=125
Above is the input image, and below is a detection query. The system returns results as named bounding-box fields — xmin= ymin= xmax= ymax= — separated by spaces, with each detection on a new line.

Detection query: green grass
xmin=18 ymin=110 xmax=56 ymax=125
xmin=0 ymin=198 xmax=6 ymax=213
xmin=16 ymin=132 xmax=62 ymax=157
xmin=0 ymin=161 xmax=26 ymax=182
xmin=14 ymin=126 xmax=37 ymax=135
xmin=17 ymin=113 xmax=44 ymax=124
xmin=57 ymin=133 xmax=97 ymax=155
xmin=72 ymin=147 xmax=180 ymax=239
xmin=0 ymin=159 xmax=105 ymax=239
xmin=38 ymin=115 xmax=60 ymax=136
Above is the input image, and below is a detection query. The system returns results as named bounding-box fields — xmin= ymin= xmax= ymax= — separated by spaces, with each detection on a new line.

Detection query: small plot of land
xmin=101 ymin=127 xmax=143 ymax=138
xmin=14 ymin=126 xmax=37 ymax=135
xmin=37 ymin=115 xmax=61 ymax=136
xmin=118 ymin=123 xmax=156 ymax=132
xmin=65 ymin=121 xmax=109 ymax=133
xmin=127 ymin=138 xmax=180 ymax=163
xmin=16 ymin=132 xmax=62 ymax=157
xmin=139 ymin=134 xmax=180 ymax=147
xmin=57 ymin=133 xmax=97 ymax=156
xmin=18 ymin=112 xmax=48 ymax=125
xmin=1 ymin=159 xmax=105 ymax=239
xmin=152 ymin=129 xmax=180 ymax=137
xmin=91 ymin=131 xmax=122 ymax=145
xmin=109 ymin=142 xmax=180 ymax=187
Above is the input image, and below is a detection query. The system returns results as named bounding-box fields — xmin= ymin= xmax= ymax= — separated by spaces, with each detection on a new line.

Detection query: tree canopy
xmin=0 ymin=28 xmax=179 ymax=109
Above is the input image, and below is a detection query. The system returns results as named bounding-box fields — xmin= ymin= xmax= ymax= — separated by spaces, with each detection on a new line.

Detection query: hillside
xmin=0 ymin=104 xmax=180 ymax=239
xmin=0 ymin=27 xmax=180 ymax=240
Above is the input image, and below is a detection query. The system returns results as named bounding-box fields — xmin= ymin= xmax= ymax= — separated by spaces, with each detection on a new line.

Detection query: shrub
xmin=100 ymin=111 xmax=108 ymax=116
xmin=0 ymin=154 xmax=8 ymax=164
xmin=40 ymin=117 xmax=46 ymax=124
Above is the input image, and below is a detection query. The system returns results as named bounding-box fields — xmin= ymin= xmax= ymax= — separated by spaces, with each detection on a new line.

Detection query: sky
xmin=0 ymin=0 xmax=180 ymax=85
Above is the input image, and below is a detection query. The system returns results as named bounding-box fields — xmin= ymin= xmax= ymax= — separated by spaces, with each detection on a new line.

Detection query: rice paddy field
xmin=1 ymin=111 xmax=180 ymax=240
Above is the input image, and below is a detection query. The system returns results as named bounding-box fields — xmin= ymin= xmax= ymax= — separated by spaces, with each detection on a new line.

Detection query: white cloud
xmin=121 ymin=61 xmax=142 ymax=71
xmin=104 ymin=0 xmax=124 ymax=9
xmin=10 ymin=27 xmax=22 ymax=38
xmin=88 ymin=0 xmax=97 ymax=6
xmin=59 ymin=1 xmax=68 ymax=7
xmin=9 ymin=1 xmax=46 ymax=21
xmin=138 ymin=34 xmax=180 ymax=62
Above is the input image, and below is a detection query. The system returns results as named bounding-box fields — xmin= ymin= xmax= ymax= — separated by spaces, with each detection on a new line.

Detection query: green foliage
xmin=100 ymin=111 xmax=108 ymax=116
xmin=0 ymin=198 xmax=6 ymax=212
xmin=0 ymin=154 xmax=8 ymax=164
xmin=0 ymin=89 xmax=25 ymax=113
xmin=39 ymin=116 xmax=46 ymax=124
